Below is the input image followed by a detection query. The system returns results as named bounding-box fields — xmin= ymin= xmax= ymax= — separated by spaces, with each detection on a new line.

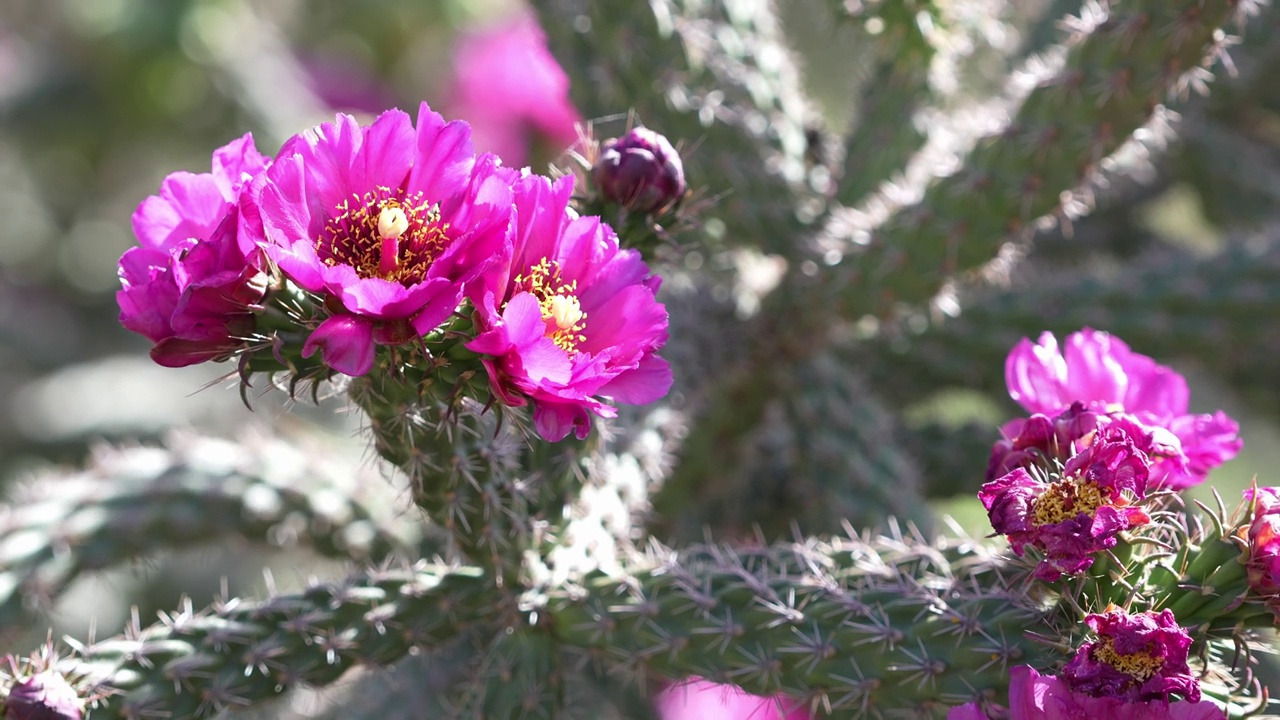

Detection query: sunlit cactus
xmin=2 ymin=1 xmax=1280 ymax=719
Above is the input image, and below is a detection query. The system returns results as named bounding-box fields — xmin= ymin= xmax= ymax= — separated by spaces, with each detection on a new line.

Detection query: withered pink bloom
xmin=254 ymin=103 xmax=514 ymax=376
xmin=447 ymin=13 xmax=580 ymax=166
xmin=980 ymin=423 xmax=1152 ymax=581
xmin=988 ymin=402 xmax=1099 ymax=481
xmin=1245 ymin=486 xmax=1280 ymax=619
xmin=118 ymin=135 xmax=271 ymax=367
xmin=1004 ymin=329 xmax=1241 ymax=489
xmin=1062 ymin=610 xmax=1200 ymax=703
xmin=656 ymin=678 xmax=807 ymax=720
xmin=468 ymin=173 xmax=671 ymax=441
xmin=950 ymin=666 xmax=1223 ymax=719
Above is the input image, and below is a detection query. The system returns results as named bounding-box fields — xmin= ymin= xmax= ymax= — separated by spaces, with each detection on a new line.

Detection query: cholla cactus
xmin=5 ymin=1 xmax=1280 ymax=719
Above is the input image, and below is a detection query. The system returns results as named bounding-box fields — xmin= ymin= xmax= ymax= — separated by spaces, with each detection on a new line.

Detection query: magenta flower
xmin=1062 ymin=609 xmax=1200 ymax=703
xmin=1245 ymin=486 xmax=1280 ymax=619
xmin=446 ymin=13 xmax=580 ymax=167
xmin=979 ymin=424 xmax=1152 ymax=581
xmin=467 ymin=173 xmax=671 ymax=441
xmin=118 ymin=134 xmax=271 ymax=367
xmin=655 ymin=678 xmax=807 ymax=720
xmin=987 ymin=402 xmax=1099 ymax=481
xmin=948 ymin=666 xmax=1223 ymax=720
xmin=5 ymin=671 xmax=84 ymax=720
xmin=1004 ymin=329 xmax=1241 ymax=489
xmin=253 ymin=103 xmax=514 ymax=376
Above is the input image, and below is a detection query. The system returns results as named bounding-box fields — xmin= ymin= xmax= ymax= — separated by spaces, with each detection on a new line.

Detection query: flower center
xmin=514 ymin=258 xmax=587 ymax=353
xmin=318 ymin=187 xmax=451 ymax=285
xmin=1094 ymin=637 xmax=1163 ymax=683
xmin=1031 ymin=479 xmax=1106 ymax=526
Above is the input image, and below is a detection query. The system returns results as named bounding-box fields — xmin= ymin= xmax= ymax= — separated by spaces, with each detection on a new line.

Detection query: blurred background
xmin=2 ymin=0 xmax=1280 ymax=713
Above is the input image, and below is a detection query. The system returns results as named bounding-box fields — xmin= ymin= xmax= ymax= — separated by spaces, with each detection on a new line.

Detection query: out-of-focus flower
xmin=1245 ymin=486 xmax=1280 ymax=618
xmin=4 ymin=671 xmax=84 ymax=720
xmin=468 ymin=173 xmax=671 ymax=441
xmin=446 ymin=13 xmax=580 ymax=167
xmin=1004 ymin=329 xmax=1241 ymax=489
xmin=980 ymin=424 xmax=1152 ymax=581
xmin=948 ymin=666 xmax=1222 ymax=719
xmin=253 ymin=103 xmax=513 ymax=376
xmin=593 ymin=127 xmax=686 ymax=213
xmin=1062 ymin=609 xmax=1200 ymax=703
xmin=655 ymin=678 xmax=807 ymax=720
xmin=118 ymin=135 xmax=271 ymax=367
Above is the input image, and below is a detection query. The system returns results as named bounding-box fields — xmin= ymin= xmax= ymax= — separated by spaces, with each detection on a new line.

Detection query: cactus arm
xmin=548 ymin=537 xmax=1055 ymax=717
xmin=65 ymin=564 xmax=490 ymax=720
xmin=817 ymin=0 xmax=1246 ymax=321
xmin=0 ymin=436 xmax=419 ymax=628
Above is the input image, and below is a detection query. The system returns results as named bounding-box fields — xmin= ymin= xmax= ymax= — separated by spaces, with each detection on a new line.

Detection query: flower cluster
xmin=1003 ymin=329 xmax=1241 ymax=490
xmin=980 ymin=422 xmax=1154 ymax=580
xmin=117 ymin=103 xmax=672 ymax=441
xmin=950 ymin=610 xmax=1219 ymax=719
xmin=1245 ymin=486 xmax=1280 ymax=618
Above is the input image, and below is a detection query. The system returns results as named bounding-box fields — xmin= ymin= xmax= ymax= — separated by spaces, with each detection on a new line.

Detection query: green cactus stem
xmin=0 ymin=436 xmax=416 ymax=628
xmin=64 ymin=563 xmax=491 ymax=720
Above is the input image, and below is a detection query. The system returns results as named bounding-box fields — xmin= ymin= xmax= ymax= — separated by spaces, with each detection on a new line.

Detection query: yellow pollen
xmin=512 ymin=258 xmax=588 ymax=353
xmin=378 ymin=206 xmax=410 ymax=240
xmin=1031 ymin=479 xmax=1106 ymax=526
xmin=1093 ymin=638 xmax=1163 ymax=682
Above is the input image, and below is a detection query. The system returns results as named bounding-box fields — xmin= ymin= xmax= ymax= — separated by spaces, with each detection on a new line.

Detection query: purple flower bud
xmin=5 ymin=672 xmax=83 ymax=720
xmin=593 ymin=127 xmax=685 ymax=213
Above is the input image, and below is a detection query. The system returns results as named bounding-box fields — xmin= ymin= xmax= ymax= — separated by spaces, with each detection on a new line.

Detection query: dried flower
xmin=948 ymin=665 xmax=1222 ymax=719
xmin=1004 ymin=329 xmax=1241 ymax=489
xmin=1062 ymin=609 xmax=1200 ymax=703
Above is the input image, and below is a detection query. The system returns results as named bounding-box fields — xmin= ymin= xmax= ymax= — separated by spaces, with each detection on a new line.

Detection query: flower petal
xmin=303 ymin=315 xmax=376 ymax=376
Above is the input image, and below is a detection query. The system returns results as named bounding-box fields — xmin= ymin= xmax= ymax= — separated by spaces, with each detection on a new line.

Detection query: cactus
xmin=4 ymin=0 xmax=1280 ymax=718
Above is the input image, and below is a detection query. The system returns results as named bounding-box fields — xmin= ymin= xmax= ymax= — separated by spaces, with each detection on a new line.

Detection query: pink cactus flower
xmin=948 ymin=666 xmax=1223 ymax=719
xmin=656 ymin=678 xmax=807 ymax=720
xmin=980 ymin=422 xmax=1152 ymax=581
xmin=467 ymin=173 xmax=671 ymax=441
xmin=1004 ymin=329 xmax=1241 ymax=489
xmin=118 ymin=134 xmax=271 ymax=367
xmin=446 ymin=13 xmax=580 ymax=167
xmin=1244 ymin=486 xmax=1280 ymax=619
xmin=1062 ymin=609 xmax=1199 ymax=703
xmin=253 ymin=103 xmax=514 ymax=376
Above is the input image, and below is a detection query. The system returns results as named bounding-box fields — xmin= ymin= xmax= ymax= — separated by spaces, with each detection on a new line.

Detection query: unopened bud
xmin=592 ymin=127 xmax=685 ymax=213
xmin=5 ymin=672 xmax=83 ymax=720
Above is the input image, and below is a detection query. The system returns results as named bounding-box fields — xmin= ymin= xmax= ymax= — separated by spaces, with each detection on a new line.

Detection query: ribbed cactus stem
xmin=0 ymin=436 xmax=415 ymax=627
xmin=351 ymin=350 xmax=591 ymax=586
xmin=548 ymin=537 xmax=1055 ymax=716
xmin=817 ymin=0 xmax=1246 ymax=320
xmin=64 ymin=564 xmax=490 ymax=720
xmin=456 ymin=628 xmax=564 ymax=719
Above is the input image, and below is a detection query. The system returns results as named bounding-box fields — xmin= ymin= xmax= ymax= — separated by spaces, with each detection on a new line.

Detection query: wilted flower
xmin=254 ymin=103 xmax=514 ymax=376
xmin=1004 ymin=329 xmax=1241 ymax=489
xmin=468 ymin=173 xmax=671 ymax=441
xmin=948 ymin=665 xmax=1222 ymax=720
xmin=1062 ymin=609 xmax=1201 ymax=703
xmin=979 ymin=424 xmax=1152 ymax=581
xmin=4 ymin=671 xmax=83 ymax=720
xmin=1244 ymin=486 xmax=1280 ymax=618
xmin=655 ymin=678 xmax=807 ymax=720
xmin=593 ymin=127 xmax=686 ymax=213
xmin=988 ymin=402 xmax=1099 ymax=481
xmin=118 ymin=134 xmax=271 ymax=367
xmin=446 ymin=13 xmax=580 ymax=166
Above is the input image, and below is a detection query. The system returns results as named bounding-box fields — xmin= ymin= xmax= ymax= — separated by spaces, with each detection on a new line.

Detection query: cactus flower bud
xmin=593 ymin=127 xmax=685 ymax=213
xmin=5 ymin=672 xmax=83 ymax=720
xmin=1245 ymin=487 xmax=1280 ymax=618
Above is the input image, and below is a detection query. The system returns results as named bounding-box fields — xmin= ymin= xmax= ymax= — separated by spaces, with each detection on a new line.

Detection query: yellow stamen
xmin=1031 ymin=479 xmax=1106 ymax=526
xmin=1094 ymin=637 xmax=1163 ymax=682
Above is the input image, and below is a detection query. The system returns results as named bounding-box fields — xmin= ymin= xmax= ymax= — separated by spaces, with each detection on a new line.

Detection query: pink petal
xmin=1006 ymin=335 xmax=1069 ymax=414
xmin=303 ymin=314 xmax=376 ymax=376
xmin=599 ymin=354 xmax=672 ymax=404
xmin=407 ymin=102 xmax=477 ymax=203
